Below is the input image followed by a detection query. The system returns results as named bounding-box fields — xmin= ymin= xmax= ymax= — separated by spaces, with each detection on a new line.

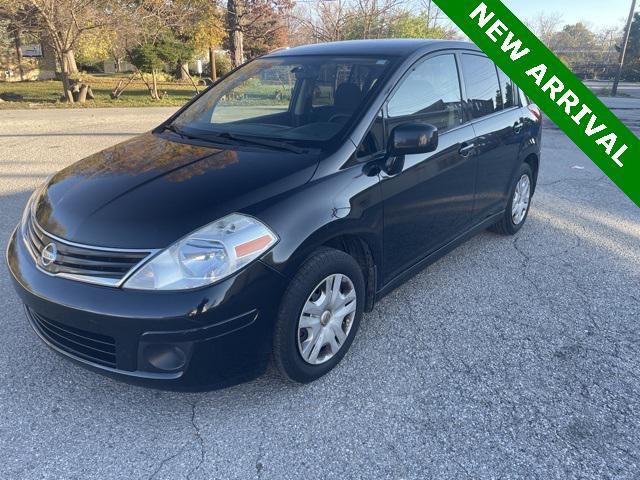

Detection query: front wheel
xmin=490 ymin=163 xmax=533 ymax=235
xmin=273 ymin=247 xmax=365 ymax=383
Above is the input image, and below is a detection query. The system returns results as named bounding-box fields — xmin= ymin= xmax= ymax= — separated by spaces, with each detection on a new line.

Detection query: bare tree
xmin=291 ymin=0 xmax=353 ymax=43
xmin=8 ymin=22 xmax=24 ymax=80
xmin=527 ymin=12 xmax=564 ymax=48
xmin=0 ymin=1 xmax=39 ymax=80
xmin=553 ymin=22 xmax=600 ymax=66
xmin=227 ymin=0 xmax=245 ymax=66
xmin=352 ymin=0 xmax=401 ymax=39
xmin=226 ymin=0 xmax=294 ymax=67
xmin=290 ymin=0 xmax=459 ymax=45
xmin=420 ymin=0 xmax=458 ymax=38
xmin=10 ymin=0 xmax=111 ymax=102
xmin=596 ymin=26 xmax=622 ymax=65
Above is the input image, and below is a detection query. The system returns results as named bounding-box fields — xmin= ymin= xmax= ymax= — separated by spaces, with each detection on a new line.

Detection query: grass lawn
xmin=0 ymin=77 xmax=199 ymax=109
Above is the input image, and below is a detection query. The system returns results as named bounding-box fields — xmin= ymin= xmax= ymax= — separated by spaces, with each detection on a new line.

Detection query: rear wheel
xmin=490 ymin=163 xmax=533 ymax=235
xmin=273 ymin=247 xmax=365 ymax=383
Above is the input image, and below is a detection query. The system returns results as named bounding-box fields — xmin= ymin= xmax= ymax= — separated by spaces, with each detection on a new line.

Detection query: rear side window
xmin=496 ymin=68 xmax=516 ymax=109
xmin=387 ymin=54 xmax=463 ymax=132
xmin=461 ymin=54 xmax=501 ymax=119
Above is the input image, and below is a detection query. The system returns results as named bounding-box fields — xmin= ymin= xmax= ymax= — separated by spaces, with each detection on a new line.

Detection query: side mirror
xmin=389 ymin=123 xmax=439 ymax=156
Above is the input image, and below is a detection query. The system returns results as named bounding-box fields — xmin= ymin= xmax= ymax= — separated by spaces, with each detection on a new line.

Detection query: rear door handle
xmin=459 ymin=143 xmax=475 ymax=157
xmin=513 ymin=121 xmax=524 ymax=134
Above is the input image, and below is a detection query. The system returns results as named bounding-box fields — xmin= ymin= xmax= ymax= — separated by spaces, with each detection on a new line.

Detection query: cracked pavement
xmin=0 ymin=99 xmax=639 ymax=479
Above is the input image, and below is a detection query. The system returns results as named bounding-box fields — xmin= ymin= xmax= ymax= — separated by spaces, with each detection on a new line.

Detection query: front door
xmin=380 ymin=53 xmax=477 ymax=283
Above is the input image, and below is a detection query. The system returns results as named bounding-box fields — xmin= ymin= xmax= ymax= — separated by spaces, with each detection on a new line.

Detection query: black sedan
xmin=6 ymin=39 xmax=541 ymax=389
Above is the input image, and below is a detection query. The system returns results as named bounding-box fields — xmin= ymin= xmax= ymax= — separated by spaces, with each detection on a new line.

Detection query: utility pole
xmin=612 ymin=0 xmax=637 ymax=96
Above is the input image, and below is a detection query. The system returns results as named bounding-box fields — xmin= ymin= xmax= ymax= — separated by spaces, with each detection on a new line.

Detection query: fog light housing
xmin=143 ymin=344 xmax=187 ymax=372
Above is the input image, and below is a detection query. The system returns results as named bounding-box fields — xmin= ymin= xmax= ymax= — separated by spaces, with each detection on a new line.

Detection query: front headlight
xmin=124 ymin=213 xmax=278 ymax=291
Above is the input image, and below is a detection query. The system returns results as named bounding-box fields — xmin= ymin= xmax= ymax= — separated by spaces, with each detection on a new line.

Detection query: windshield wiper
xmin=214 ymin=132 xmax=306 ymax=154
xmin=163 ymin=124 xmax=194 ymax=139
xmin=164 ymin=124 xmax=237 ymax=146
xmin=164 ymin=126 xmax=306 ymax=153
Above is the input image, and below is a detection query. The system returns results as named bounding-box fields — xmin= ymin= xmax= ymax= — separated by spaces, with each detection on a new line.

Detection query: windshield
xmin=171 ymin=55 xmax=393 ymax=148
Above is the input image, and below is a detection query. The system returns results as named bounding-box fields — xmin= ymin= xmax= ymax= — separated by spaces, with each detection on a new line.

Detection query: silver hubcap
xmin=511 ymin=174 xmax=531 ymax=225
xmin=297 ymin=274 xmax=357 ymax=365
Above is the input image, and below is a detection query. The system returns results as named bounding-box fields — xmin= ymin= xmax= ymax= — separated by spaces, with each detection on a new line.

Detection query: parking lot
xmin=1 ymin=100 xmax=639 ymax=480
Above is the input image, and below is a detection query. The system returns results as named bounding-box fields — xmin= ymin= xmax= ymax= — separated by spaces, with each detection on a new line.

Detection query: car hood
xmin=33 ymin=133 xmax=319 ymax=249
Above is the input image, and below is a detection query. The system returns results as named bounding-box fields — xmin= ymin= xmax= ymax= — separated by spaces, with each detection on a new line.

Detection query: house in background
xmin=102 ymin=59 xmax=136 ymax=74
xmin=1 ymin=38 xmax=57 ymax=82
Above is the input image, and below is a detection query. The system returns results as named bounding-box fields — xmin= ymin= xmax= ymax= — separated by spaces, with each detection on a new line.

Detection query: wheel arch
xmin=263 ymin=224 xmax=382 ymax=314
xmin=523 ymin=152 xmax=539 ymax=195
xmin=321 ymin=234 xmax=378 ymax=312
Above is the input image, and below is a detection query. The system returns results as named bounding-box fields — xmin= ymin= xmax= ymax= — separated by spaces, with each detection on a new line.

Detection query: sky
xmin=503 ymin=0 xmax=637 ymax=29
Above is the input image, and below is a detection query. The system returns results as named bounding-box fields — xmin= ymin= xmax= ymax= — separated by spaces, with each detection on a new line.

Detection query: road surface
xmin=0 ymin=101 xmax=639 ymax=480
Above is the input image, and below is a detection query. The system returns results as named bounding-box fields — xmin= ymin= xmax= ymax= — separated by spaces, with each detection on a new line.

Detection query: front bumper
xmin=6 ymin=227 xmax=289 ymax=390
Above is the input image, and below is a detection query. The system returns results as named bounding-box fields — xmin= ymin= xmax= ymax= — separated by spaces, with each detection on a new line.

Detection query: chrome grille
xmin=24 ymin=215 xmax=153 ymax=287
xmin=27 ymin=307 xmax=117 ymax=368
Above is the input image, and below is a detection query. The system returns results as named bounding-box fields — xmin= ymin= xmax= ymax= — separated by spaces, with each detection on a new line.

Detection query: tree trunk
xmin=181 ymin=66 xmax=199 ymax=95
xmin=179 ymin=62 xmax=190 ymax=80
xmin=111 ymin=72 xmax=136 ymax=99
xmin=136 ymin=70 xmax=156 ymax=99
xmin=232 ymin=30 xmax=244 ymax=67
xmin=63 ymin=50 xmax=78 ymax=74
xmin=78 ymin=84 xmax=89 ymax=103
xmin=151 ymin=69 xmax=159 ymax=100
xmin=39 ymin=34 xmax=57 ymax=80
xmin=71 ymin=80 xmax=81 ymax=102
xmin=209 ymin=46 xmax=217 ymax=81
xmin=111 ymin=79 xmax=124 ymax=99
xmin=60 ymin=71 xmax=75 ymax=104
xmin=227 ymin=0 xmax=245 ymax=68
xmin=11 ymin=25 xmax=24 ymax=81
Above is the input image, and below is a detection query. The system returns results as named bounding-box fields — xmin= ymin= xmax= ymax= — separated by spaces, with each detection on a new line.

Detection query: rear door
xmin=380 ymin=52 xmax=477 ymax=283
xmin=459 ymin=54 xmax=524 ymax=220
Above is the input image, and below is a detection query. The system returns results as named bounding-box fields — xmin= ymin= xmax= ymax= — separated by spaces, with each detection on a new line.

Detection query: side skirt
xmin=375 ymin=211 xmax=504 ymax=302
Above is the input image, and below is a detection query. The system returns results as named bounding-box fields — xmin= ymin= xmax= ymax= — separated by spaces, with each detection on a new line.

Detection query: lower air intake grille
xmin=27 ymin=308 xmax=117 ymax=368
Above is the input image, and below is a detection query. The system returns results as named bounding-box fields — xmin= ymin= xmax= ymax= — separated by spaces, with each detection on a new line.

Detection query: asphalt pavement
xmin=0 ymin=101 xmax=639 ymax=480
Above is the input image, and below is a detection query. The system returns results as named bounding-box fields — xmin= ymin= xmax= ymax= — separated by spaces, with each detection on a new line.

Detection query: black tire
xmin=273 ymin=247 xmax=365 ymax=383
xmin=490 ymin=163 xmax=533 ymax=235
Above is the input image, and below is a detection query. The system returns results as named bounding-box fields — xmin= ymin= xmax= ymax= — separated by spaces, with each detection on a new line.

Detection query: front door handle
xmin=459 ymin=143 xmax=475 ymax=157
xmin=513 ymin=121 xmax=524 ymax=134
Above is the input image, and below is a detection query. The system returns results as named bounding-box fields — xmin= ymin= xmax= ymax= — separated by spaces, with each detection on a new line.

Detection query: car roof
xmin=264 ymin=39 xmax=480 ymax=59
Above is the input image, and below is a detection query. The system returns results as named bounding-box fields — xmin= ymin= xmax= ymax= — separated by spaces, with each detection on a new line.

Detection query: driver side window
xmin=387 ymin=54 xmax=463 ymax=133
